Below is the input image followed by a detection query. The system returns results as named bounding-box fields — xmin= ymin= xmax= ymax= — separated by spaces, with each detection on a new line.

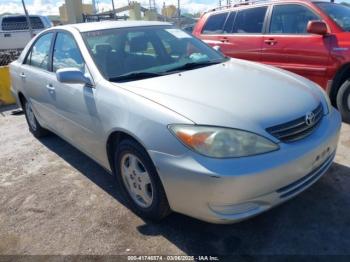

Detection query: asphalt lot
xmin=0 ymin=104 xmax=350 ymax=256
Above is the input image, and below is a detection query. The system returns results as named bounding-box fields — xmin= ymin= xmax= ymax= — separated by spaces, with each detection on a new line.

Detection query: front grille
xmin=266 ymin=103 xmax=323 ymax=143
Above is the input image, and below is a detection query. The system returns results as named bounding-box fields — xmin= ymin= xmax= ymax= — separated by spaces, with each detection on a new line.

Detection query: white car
xmin=10 ymin=21 xmax=341 ymax=223
xmin=0 ymin=15 xmax=52 ymax=53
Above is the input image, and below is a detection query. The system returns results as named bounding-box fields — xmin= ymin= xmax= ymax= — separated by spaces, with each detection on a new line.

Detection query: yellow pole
xmin=0 ymin=66 xmax=15 ymax=105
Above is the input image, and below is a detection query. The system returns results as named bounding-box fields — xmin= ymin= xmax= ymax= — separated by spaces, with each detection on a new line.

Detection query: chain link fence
xmin=0 ymin=49 xmax=22 ymax=66
xmin=2 ymin=16 xmax=45 ymax=31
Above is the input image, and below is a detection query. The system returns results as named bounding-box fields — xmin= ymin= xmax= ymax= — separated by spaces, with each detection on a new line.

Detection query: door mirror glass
xmin=56 ymin=68 xmax=92 ymax=86
xmin=307 ymin=20 xmax=328 ymax=35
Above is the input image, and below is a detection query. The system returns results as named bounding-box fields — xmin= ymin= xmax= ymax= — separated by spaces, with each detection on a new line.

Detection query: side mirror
xmin=213 ymin=45 xmax=221 ymax=52
xmin=56 ymin=68 xmax=92 ymax=86
xmin=307 ymin=20 xmax=328 ymax=35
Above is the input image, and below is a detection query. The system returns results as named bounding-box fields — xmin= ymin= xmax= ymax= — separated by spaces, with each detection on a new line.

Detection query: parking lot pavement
xmin=0 ymin=105 xmax=350 ymax=256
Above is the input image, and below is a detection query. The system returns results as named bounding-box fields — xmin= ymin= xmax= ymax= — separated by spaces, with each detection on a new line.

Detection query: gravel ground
xmin=0 ymin=105 xmax=350 ymax=256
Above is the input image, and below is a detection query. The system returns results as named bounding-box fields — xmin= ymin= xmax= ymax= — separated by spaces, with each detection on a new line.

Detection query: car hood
xmin=116 ymin=59 xmax=324 ymax=134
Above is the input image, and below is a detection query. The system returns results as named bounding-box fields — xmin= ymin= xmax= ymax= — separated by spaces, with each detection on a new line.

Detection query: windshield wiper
xmin=109 ymin=72 xmax=164 ymax=82
xmin=165 ymin=60 xmax=223 ymax=73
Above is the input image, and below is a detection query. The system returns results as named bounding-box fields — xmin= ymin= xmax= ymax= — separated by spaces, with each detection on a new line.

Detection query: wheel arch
xmin=106 ymin=129 xmax=151 ymax=174
xmin=330 ymin=63 xmax=350 ymax=106
xmin=17 ymin=91 xmax=26 ymax=108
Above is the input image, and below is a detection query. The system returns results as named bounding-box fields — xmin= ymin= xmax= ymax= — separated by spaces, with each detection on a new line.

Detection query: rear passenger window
xmin=202 ymin=12 xmax=229 ymax=34
xmin=270 ymin=4 xmax=319 ymax=34
xmin=1 ymin=16 xmax=44 ymax=31
xmin=25 ymin=33 xmax=53 ymax=70
xmin=223 ymin=12 xmax=237 ymax=33
xmin=232 ymin=7 xmax=267 ymax=33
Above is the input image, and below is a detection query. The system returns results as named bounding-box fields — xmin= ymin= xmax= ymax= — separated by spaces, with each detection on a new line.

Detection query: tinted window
xmin=232 ymin=7 xmax=267 ymax=33
xmin=270 ymin=4 xmax=319 ymax=34
xmin=53 ymin=33 xmax=84 ymax=72
xmin=2 ymin=16 xmax=44 ymax=31
xmin=202 ymin=12 xmax=229 ymax=34
xmin=25 ymin=33 xmax=53 ymax=70
xmin=223 ymin=11 xmax=237 ymax=33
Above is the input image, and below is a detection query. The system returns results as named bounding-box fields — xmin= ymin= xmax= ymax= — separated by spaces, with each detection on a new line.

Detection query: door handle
xmin=20 ymin=72 xmax=26 ymax=79
xmin=264 ymin=39 xmax=277 ymax=46
xmin=220 ymin=37 xmax=229 ymax=43
xmin=46 ymin=84 xmax=55 ymax=91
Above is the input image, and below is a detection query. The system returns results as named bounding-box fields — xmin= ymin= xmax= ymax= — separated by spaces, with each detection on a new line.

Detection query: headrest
xmin=94 ymin=43 xmax=112 ymax=54
xmin=129 ymin=36 xmax=149 ymax=53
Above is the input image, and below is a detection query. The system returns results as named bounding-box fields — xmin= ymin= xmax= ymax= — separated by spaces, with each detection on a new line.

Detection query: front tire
xmin=23 ymin=98 xmax=49 ymax=138
xmin=114 ymin=139 xmax=171 ymax=221
xmin=336 ymin=79 xmax=350 ymax=124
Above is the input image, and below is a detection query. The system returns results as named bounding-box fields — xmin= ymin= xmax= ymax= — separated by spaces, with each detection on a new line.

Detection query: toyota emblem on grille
xmin=305 ymin=112 xmax=316 ymax=126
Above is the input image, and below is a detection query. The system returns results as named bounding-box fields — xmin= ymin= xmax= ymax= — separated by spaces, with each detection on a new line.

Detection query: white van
xmin=0 ymin=15 xmax=52 ymax=52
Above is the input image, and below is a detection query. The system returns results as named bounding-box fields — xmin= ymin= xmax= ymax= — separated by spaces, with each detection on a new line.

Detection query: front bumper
xmin=149 ymin=109 xmax=342 ymax=224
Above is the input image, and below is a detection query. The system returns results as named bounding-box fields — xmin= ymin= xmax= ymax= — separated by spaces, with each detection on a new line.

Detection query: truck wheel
xmin=336 ymin=79 xmax=350 ymax=124
xmin=23 ymin=98 xmax=49 ymax=138
xmin=114 ymin=139 xmax=171 ymax=221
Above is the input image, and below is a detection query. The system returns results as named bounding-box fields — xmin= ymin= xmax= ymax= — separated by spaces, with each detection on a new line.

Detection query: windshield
xmin=83 ymin=26 xmax=227 ymax=82
xmin=316 ymin=2 xmax=350 ymax=31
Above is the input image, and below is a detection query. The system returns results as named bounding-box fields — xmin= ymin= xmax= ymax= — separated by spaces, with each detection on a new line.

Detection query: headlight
xmin=169 ymin=125 xmax=279 ymax=158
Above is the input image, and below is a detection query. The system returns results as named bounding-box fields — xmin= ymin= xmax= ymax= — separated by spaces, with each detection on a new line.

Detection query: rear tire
xmin=114 ymin=139 xmax=171 ymax=221
xmin=336 ymin=79 xmax=350 ymax=124
xmin=23 ymin=98 xmax=49 ymax=138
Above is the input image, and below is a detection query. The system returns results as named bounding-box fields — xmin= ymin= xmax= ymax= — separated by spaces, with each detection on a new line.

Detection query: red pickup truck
xmin=194 ymin=0 xmax=350 ymax=123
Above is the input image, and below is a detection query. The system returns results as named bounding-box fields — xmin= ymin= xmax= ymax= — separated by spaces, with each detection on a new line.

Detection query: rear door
xmin=261 ymin=4 xmax=332 ymax=86
xmin=222 ymin=6 xmax=268 ymax=62
xmin=198 ymin=6 xmax=268 ymax=62
xmin=20 ymin=32 xmax=56 ymax=126
xmin=198 ymin=11 xmax=230 ymax=51
xmin=47 ymin=31 xmax=101 ymax=156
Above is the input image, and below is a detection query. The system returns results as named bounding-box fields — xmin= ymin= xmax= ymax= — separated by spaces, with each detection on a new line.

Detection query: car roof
xmin=57 ymin=20 xmax=172 ymax=33
xmin=2 ymin=14 xmax=44 ymax=18
xmin=205 ymin=0 xmax=327 ymax=14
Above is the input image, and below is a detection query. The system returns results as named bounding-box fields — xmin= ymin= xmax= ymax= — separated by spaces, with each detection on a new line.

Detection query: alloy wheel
xmin=120 ymin=153 xmax=153 ymax=208
xmin=25 ymin=101 xmax=37 ymax=131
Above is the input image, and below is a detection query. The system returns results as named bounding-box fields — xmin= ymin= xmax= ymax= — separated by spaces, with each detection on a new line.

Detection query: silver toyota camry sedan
xmin=10 ymin=21 xmax=341 ymax=223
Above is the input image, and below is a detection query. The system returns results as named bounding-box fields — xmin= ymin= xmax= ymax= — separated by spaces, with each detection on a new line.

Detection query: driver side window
xmin=52 ymin=32 xmax=85 ymax=72
xmin=270 ymin=4 xmax=319 ymax=34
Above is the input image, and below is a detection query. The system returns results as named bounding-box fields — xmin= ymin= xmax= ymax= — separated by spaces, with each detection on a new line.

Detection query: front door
xmin=221 ymin=6 xmax=268 ymax=62
xmin=48 ymin=31 xmax=104 ymax=161
xmin=261 ymin=4 xmax=332 ymax=87
xmin=198 ymin=6 xmax=268 ymax=63
xmin=197 ymin=11 xmax=232 ymax=52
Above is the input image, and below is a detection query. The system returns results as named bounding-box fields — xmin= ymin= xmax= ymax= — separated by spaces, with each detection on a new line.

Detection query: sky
xmin=0 ymin=0 xmax=349 ymax=16
xmin=0 ymin=0 xmax=220 ymax=16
